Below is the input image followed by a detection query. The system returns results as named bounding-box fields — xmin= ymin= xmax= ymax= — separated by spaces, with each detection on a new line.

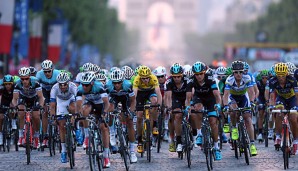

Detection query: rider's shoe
xmin=250 ymin=144 xmax=258 ymax=156
xmin=61 ymin=152 xmax=68 ymax=163
xmin=231 ymin=128 xmax=239 ymax=140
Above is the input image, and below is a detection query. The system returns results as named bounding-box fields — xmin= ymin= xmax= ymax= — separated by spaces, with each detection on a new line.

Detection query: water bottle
xmin=133 ymin=115 xmax=137 ymax=131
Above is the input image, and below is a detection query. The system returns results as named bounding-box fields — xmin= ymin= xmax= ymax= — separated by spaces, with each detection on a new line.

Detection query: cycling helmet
xmin=153 ymin=66 xmax=167 ymax=76
xmin=170 ymin=63 xmax=183 ymax=75
xmin=216 ymin=67 xmax=226 ymax=75
xmin=110 ymin=67 xmax=120 ymax=72
xmin=29 ymin=66 xmax=37 ymax=75
xmin=225 ymin=67 xmax=233 ymax=76
xmin=286 ymin=62 xmax=296 ymax=75
xmin=231 ymin=60 xmax=244 ymax=71
xmin=192 ymin=61 xmax=207 ymax=73
xmin=259 ymin=69 xmax=269 ymax=77
xmin=18 ymin=67 xmax=31 ymax=77
xmin=91 ymin=64 xmax=101 ymax=73
xmin=41 ymin=59 xmax=53 ymax=70
xmin=3 ymin=75 xmax=14 ymax=83
xmin=243 ymin=62 xmax=250 ymax=70
xmin=110 ymin=69 xmax=124 ymax=82
xmin=94 ymin=73 xmax=107 ymax=81
xmin=80 ymin=72 xmax=95 ymax=84
xmin=138 ymin=66 xmax=151 ymax=78
xmin=206 ymin=68 xmax=214 ymax=75
xmin=82 ymin=63 xmax=93 ymax=72
xmin=100 ymin=69 xmax=109 ymax=77
xmin=57 ymin=72 xmax=70 ymax=83
xmin=121 ymin=66 xmax=135 ymax=79
xmin=134 ymin=65 xmax=142 ymax=76
xmin=183 ymin=65 xmax=193 ymax=78
xmin=274 ymin=63 xmax=288 ymax=76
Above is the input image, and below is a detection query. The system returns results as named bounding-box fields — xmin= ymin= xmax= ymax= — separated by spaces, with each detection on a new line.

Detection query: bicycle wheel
xmin=6 ymin=119 xmax=11 ymax=152
xmin=118 ymin=127 xmax=129 ymax=171
xmin=218 ymin=116 xmax=223 ymax=150
xmin=49 ymin=124 xmax=53 ymax=156
xmin=264 ymin=111 xmax=269 ymax=147
xmin=282 ymin=124 xmax=289 ymax=170
xmin=67 ymin=125 xmax=74 ymax=169
xmin=145 ymin=120 xmax=151 ymax=162
xmin=88 ymin=133 xmax=96 ymax=171
xmin=240 ymin=123 xmax=249 ymax=165
xmin=25 ymin=123 xmax=31 ymax=165
xmin=2 ymin=117 xmax=7 ymax=152
xmin=14 ymin=118 xmax=19 ymax=152
xmin=234 ymin=140 xmax=238 ymax=159
xmin=184 ymin=124 xmax=191 ymax=168
xmin=157 ymin=111 xmax=163 ymax=153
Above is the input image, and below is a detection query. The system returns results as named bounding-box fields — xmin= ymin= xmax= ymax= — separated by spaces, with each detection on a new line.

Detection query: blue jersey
xmin=36 ymin=69 xmax=60 ymax=91
xmin=244 ymin=72 xmax=256 ymax=85
xmin=106 ymin=80 xmax=134 ymax=97
xmin=14 ymin=76 xmax=42 ymax=98
xmin=76 ymin=81 xmax=108 ymax=104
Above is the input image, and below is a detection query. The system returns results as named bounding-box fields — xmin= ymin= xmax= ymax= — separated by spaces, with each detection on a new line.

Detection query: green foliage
xmin=43 ymin=0 xmax=138 ymax=64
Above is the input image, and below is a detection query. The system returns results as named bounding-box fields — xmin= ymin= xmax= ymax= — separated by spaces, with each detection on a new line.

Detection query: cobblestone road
xmin=0 ymin=140 xmax=297 ymax=171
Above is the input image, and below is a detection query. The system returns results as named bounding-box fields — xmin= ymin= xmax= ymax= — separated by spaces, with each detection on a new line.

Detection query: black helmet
xmin=29 ymin=66 xmax=37 ymax=75
xmin=231 ymin=61 xmax=244 ymax=71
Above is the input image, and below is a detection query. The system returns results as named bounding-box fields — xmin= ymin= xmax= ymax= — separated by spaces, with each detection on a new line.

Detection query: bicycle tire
xmin=49 ymin=124 xmax=53 ymax=156
xmin=145 ymin=120 xmax=151 ymax=162
xmin=6 ymin=119 xmax=11 ymax=152
xmin=264 ymin=111 xmax=269 ymax=147
xmin=14 ymin=118 xmax=19 ymax=152
xmin=283 ymin=124 xmax=289 ymax=170
xmin=25 ymin=123 xmax=31 ymax=165
xmin=2 ymin=117 xmax=7 ymax=152
xmin=240 ymin=123 xmax=249 ymax=165
xmin=67 ymin=124 xmax=74 ymax=169
xmin=52 ymin=126 xmax=57 ymax=156
xmin=88 ymin=133 xmax=96 ymax=171
xmin=157 ymin=111 xmax=163 ymax=153
xmin=209 ymin=148 xmax=213 ymax=170
xmin=218 ymin=116 xmax=223 ymax=150
xmin=234 ymin=140 xmax=238 ymax=159
xmin=118 ymin=127 xmax=129 ymax=171
xmin=184 ymin=124 xmax=191 ymax=168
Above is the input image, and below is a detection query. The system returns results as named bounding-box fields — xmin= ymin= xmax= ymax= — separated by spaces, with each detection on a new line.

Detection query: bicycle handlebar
xmin=271 ymin=109 xmax=298 ymax=113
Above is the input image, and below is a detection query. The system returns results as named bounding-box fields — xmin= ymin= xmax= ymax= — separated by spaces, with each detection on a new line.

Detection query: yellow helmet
xmin=274 ymin=63 xmax=288 ymax=76
xmin=138 ymin=66 xmax=151 ymax=78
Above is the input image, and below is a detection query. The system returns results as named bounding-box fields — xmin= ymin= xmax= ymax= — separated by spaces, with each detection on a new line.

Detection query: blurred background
xmin=0 ymin=0 xmax=298 ymax=76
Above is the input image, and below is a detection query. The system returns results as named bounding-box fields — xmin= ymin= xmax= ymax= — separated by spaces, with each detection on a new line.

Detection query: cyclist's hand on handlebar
xmin=222 ymin=105 xmax=229 ymax=112
xmin=214 ymin=103 xmax=221 ymax=111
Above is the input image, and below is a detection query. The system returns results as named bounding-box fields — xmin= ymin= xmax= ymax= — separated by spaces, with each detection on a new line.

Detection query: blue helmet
xmin=243 ymin=62 xmax=250 ymax=70
xmin=192 ymin=61 xmax=206 ymax=73
xmin=3 ymin=75 xmax=13 ymax=83
xmin=170 ymin=63 xmax=183 ymax=75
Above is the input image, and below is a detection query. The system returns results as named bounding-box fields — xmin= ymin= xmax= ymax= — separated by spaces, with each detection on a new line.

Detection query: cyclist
xmin=222 ymin=60 xmax=257 ymax=156
xmin=36 ymin=59 xmax=61 ymax=147
xmin=164 ymin=63 xmax=191 ymax=153
xmin=243 ymin=62 xmax=259 ymax=101
xmin=75 ymin=63 xmax=93 ymax=85
xmin=130 ymin=65 xmax=142 ymax=85
xmin=76 ymin=72 xmax=111 ymax=168
xmin=0 ymin=75 xmax=16 ymax=145
xmin=121 ymin=65 xmax=135 ymax=80
xmin=50 ymin=72 xmax=78 ymax=163
xmin=268 ymin=63 xmax=298 ymax=155
xmin=12 ymin=67 xmax=44 ymax=148
xmin=152 ymin=66 xmax=169 ymax=141
xmin=186 ymin=61 xmax=222 ymax=160
xmin=94 ymin=73 xmax=107 ymax=86
xmin=133 ymin=66 xmax=162 ymax=153
xmin=183 ymin=64 xmax=193 ymax=78
xmin=29 ymin=66 xmax=37 ymax=77
xmin=256 ymin=69 xmax=270 ymax=141
xmin=286 ymin=62 xmax=296 ymax=77
xmin=106 ymin=69 xmax=138 ymax=163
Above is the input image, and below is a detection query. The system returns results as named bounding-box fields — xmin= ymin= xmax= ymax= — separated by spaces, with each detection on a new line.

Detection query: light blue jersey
xmin=36 ymin=69 xmax=60 ymax=91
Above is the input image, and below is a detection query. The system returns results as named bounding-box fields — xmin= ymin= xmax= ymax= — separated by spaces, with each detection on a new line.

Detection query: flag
xmin=28 ymin=14 xmax=42 ymax=60
xmin=0 ymin=0 xmax=15 ymax=54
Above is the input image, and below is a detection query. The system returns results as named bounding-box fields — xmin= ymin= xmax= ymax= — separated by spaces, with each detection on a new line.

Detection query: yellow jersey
xmin=133 ymin=74 xmax=159 ymax=91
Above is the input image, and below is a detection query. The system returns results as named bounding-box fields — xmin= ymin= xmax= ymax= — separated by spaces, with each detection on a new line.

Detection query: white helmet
xmin=153 ymin=66 xmax=166 ymax=76
xmin=94 ymin=73 xmax=107 ymax=81
xmin=80 ymin=72 xmax=95 ymax=84
xmin=121 ymin=66 xmax=134 ymax=80
xmin=183 ymin=65 xmax=193 ymax=78
xmin=286 ymin=62 xmax=296 ymax=75
xmin=41 ymin=59 xmax=53 ymax=70
xmin=57 ymin=72 xmax=70 ymax=83
xmin=100 ymin=69 xmax=108 ymax=77
xmin=19 ymin=67 xmax=31 ymax=76
xmin=110 ymin=69 xmax=124 ymax=82
xmin=206 ymin=68 xmax=215 ymax=75
xmin=82 ymin=63 xmax=93 ymax=72
xmin=216 ymin=66 xmax=227 ymax=75
xmin=90 ymin=64 xmax=101 ymax=73
xmin=110 ymin=67 xmax=120 ymax=72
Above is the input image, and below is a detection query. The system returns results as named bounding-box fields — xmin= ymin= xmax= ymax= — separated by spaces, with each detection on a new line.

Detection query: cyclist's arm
xmin=269 ymin=91 xmax=276 ymax=106
xmin=37 ymin=89 xmax=44 ymax=107
xmin=185 ymin=92 xmax=192 ymax=107
xmin=12 ymin=91 xmax=19 ymax=107
xmin=222 ymin=89 xmax=230 ymax=106
xmin=50 ymin=102 xmax=56 ymax=116
xmin=247 ymin=86 xmax=255 ymax=102
xmin=129 ymin=95 xmax=136 ymax=111
xmin=212 ymin=89 xmax=221 ymax=104
xmin=254 ymin=84 xmax=259 ymax=100
xmin=155 ymin=86 xmax=162 ymax=106
xmin=165 ymin=91 xmax=172 ymax=109
xmin=133 ymin=87 xmax=138 ymax=99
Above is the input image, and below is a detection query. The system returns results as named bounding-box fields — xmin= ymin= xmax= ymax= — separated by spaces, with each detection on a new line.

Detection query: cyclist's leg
xmin=168 ymin=110 xmax=175 ymax=151
xmin=275 ymin=97 xmax=285 ymax=143
xmin=42 ymin=90 xmax=50 ymax=144
xmin=32 ymin=99 xmax=41 ymax=148
xmin=17 ymin=98 xmax=26 ymax=145
xmin=82 ymin=101 xmax=92 ymax=149
xmin=287 ymin=97 xmax=298 ymax=154
xmin=107 ymin=98 xmax=117 ymax=153
xmin=173 ymin=98 xmax=184 ymax=152
xmin=149 ymin=93 xmax=158 ymax=134
xmin=191 ymin=96 xmax=203 ymax=145
xmin=135 ymin=91 xmax=146 ymax=147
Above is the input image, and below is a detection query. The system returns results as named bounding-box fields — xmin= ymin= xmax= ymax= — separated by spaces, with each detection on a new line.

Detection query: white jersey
xmin=225 ymin=74 xmax=253 ymax=96
xmin=50 ymin=82 xmax=77 ymax=101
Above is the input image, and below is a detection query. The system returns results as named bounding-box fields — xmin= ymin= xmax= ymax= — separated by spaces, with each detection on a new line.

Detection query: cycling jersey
xmin=14 ymin=76 xmax=42 ymax=98
xmin=76 ymin=81 xmax=108 ymax=104
xmin=159 ymin=83 xmax=166 ymax=97
xmin=294 ymin=69 xmax=298 ymax=81
xmin=133 ymin=74 xmax=159 ymax=91
xmin=244 ymin=72 xmax=256 ymax=85
xmin=225 ymin=74 xmax=253 ymax=96
xmin=268 ymin=76 xmax=298 ymax=99
xmin=218 ymin=78 xmax=227 ymax=95
xmin=50 ymin=82 xmax=77 ymax=102
xmin=36 ymin=69 xmax=60 ymax=91
xmin=0 ymin=79 xmax=14 ymax=106
xmin=257 ymin=80 xmax=267 ymax=103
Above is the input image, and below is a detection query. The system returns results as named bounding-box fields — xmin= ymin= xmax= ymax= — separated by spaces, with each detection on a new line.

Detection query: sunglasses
xmin=82 ymin=84 xmax=90 ymax=87
xmin=217 ymin=75 xmax=226 ymax=79
xmin=157 ymin=75 xmax=165 ymax=78
xmin=59 ymin=83 xmax=68 ymax=87
xmin=113 ymin=82 xmax=123 ymax=85
xmin=4 ymin=82 xmax=13 ymax=85
xmin=195 ymin=72 xmax=204 ymax=75
xmin=261 ymin=76 xmax=268 ymax=79
xmin=233 ymin=71 xmax=243 ymax=74
xmin=21 ymin=77 xmax=30 ymax=81
xmin=172 ymin=76 xmax=181 ymax=78
xmin=44 ymin=70 xmax=52 ymax=74
xmin=141 ymin=77 xmax=150 ymax=80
